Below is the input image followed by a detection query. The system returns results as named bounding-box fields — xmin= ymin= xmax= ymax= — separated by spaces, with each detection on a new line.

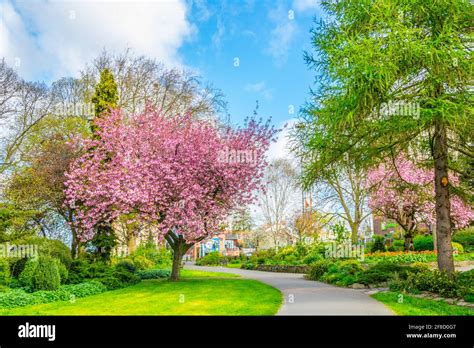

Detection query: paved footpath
xmin=185 ymin=264 xmax=394 ymax=315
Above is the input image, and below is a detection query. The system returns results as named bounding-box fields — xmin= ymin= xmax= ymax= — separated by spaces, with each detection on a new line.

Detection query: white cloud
xmin=244 ymin=81 xmax=273 ymax=101
xmin=293 ymin=0 xmax=319 ymax=12
xmin=266 ymin=3 xmax=298 ymax=67
xmin=191 ymin=0 xmax=212 ymax=22
xmin=267 ymin=118 xmax=298 ymax=162
xmin=0 ymin=0 xmax=194 ymax=81
xmin=211 ymin=19 xmax=225 ymax=47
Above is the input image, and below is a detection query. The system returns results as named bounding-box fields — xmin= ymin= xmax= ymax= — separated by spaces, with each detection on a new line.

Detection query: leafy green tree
xmin=5 ymin=115 xmax=88 ymax=256
xmin=295 ymin=0 xmax=473 ymax=274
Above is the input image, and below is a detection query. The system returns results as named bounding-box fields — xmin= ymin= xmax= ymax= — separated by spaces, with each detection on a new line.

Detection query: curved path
xmin=185 ymin=264 xmax=394 ymax=315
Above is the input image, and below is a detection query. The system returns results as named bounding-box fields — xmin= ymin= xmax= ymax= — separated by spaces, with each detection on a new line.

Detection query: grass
xmin=0 ymin=270 xmax=282 ymax=316
xmin=372 ymin=291 xmax=474 ymax=316
xmin=180 ymin=269 xmax=239 ymax=278
xmin=225 ymin=263 xmax=242 ymax=269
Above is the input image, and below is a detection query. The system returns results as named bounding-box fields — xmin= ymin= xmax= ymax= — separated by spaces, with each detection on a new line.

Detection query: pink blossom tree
xmin=368 ymin=156 xmax=474 ymax=251
xmin=64 ymin=107 xmax=277 ymax=279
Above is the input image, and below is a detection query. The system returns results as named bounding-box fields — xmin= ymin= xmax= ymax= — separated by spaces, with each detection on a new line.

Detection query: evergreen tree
xmin=90 ymin=68 xmax=119 ymax=260
xmin=91 ymin=68 xmax=118 ymax=134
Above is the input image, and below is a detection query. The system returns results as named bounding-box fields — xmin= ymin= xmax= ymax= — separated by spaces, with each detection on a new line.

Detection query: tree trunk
xmin=350 ymin=223 xmax=358 ymax=244
xmin=404 ymin=231 xmax=414 ymax=251
xmin=167 ymin=232 xmax=195 ymax=281
xmin=71 ymin=229 xmax=79 ymax=259
xmin=433 ymin=118 xmax=454 ymax=274
xmin=170 ymin=239 xmax=184 ymax=281
xmin=127 ymin=233 xmax=136 ymax=255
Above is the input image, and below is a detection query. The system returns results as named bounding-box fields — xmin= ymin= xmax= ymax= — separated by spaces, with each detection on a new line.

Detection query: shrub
xmin=130 ymin=244 xmax=172 ymax=269
xmin=136 ymin=269 xmax=171 ymax=279
xmin=357 ymin=262 xmax=411 ymax=286
xmin=364 ymin=251 xmax=436 ymax=264
xmin=98 ymin=270 xmax=140 ymax=290
xmin=393 ymin=239 xmax=405 ymax=251
xmin=249 ymin=249 xmax=276 ymax=265
xmin=389 ymin=269 xmax=467 ymax=298
xmin=15 ymin=236 xmax=72 ymax=267
xmin=371 ymin=235 xmax=385 ymax=253
xmin=115 ymin=260 xmax=137 ymax=274
xmin=0 ymin=258 xmax=11 ymax=286
xmin=451 ymin=242 xmax=464 ymax=254
xmin=337 ymin=259 xmax=364 ymax=275
xmin=410 ymin=261 xmax=430 ymax=273
xmin=414 ymin=235 xmax=434 ymax=251
xmin=130 ymin=255 xmax=154 ymax=270
xmin=0 ymin=281 xmax=107 ymax=309
xmin=19 ymin=258 xmax=38 ymax=289
xmin=241 ymin=261 xmax=255 ymax=270
xmin=32 ymin=256 xmax=61 ymax=291
xmin=61 ymin=281 xmax=107 ymax=298
xmin=31 ymin=288 xmax=71 ymax=303
xmin=195 ymin=252 xmax=224 ymax=266
xmin=67 ymin=259 xmax=139 ymax=290
xmin=56 ymin=260 xmax=68 ymax=284
xmin=9 ymin=258 xmax=28 ymax=278
xmin=305 ymin=259 xmax=332 ymax=280
xmin=0 ymin=289 xmax=37 ymax=308
xmin=303 ymin=251 xmax=323 ymax=265
xmin=274 ymin=246 xmax=297 ymax=261
xmin=453 ymin=227 xmax=474 ymax=252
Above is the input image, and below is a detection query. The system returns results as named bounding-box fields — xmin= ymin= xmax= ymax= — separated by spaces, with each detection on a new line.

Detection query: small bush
xmin=130 ymin=244 xmax=172 ymax=269
xmin=0 ymin=281 xmax=107 ymax=309
xmin=305 ymin=259 xmax=332 ymax=280
xmin=195 ymin=252 xmax=224 ymax=266
xmin=9 ymin=258 xmax=28 ymax=278
xmin=115 ymin=260 xmax=137 ymax=274
xmin=0 ymin=258 xmax=11 ymax=286
xmin=32 ymin=256 xmax=61 ymax=291
xmin=137 ymin=269 xmax=171 ymax=279
xmin=453 ymin=227 xmax=474 ymax=252
xmin=56 ymin=260 xmax=68 ymax=284
xmin=130 ymin=255 xmax=154 ymax=270
xmin=414 ymin=235 xmax=433 ymax=251
xmin=18 ymin=258 xmax=38 ymax=289
xmin=0 ymin=289 xmax=37 ymax=308
xmin=61 ymin=281 xmax=107 ymax=298
xmin=371 ymin=236 xmax=386 ymax=253
xmin=451 ymin=242 xmax=464 ymax=254
xmin=14 ymin=236 xmax=72 ymax=267
xmin=389 ymin=269 xmax=467 ymax=298
xmin=303 ymin=251 xmax=323 ymax=265
xmin=393 ymin=239 xmax=405 ymax=251
xmin=337 ymin=259 xmax=364 ymax=275
xmin=241 ymin=261 xmax=255 ymax=270
xmin=357 ymin=262 xmax=411 ymax=286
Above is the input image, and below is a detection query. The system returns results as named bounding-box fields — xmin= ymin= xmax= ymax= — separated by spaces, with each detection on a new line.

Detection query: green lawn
xmin=0 ymin=270 xmax=282 ymax=316
xmin=225 ymin=263 xmax=242 ymax=268
xmin=372 ymin=291 xmax=474 ymax=316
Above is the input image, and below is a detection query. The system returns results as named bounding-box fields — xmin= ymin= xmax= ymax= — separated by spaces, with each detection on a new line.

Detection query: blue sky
xmin=1 ymin=0 xmax=324 ymax=127
xmin=181 ymin=0 xmax=323 ymax=126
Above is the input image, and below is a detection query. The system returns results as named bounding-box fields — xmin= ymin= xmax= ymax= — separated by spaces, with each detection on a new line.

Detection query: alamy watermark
xmin=51 ymin=102 xmax=95 ymax=118
xmin=325 ymin=242 xmax=365 ymax=261
xmin=217 ymin=146 xmax=257 ymax=165
xmin=0 ymin=243 xmax=38 ymax=258
xmin=379 ymin=100 xmax=420 ymax=119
